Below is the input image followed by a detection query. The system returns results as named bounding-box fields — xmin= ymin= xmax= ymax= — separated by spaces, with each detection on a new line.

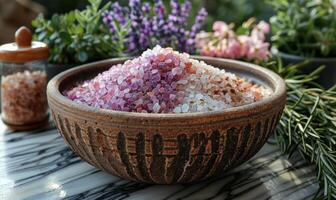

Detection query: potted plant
xmin=32 ymin=0 xmax=128 ymax=79
xmin=269 ymin=0 xmax=336 ymax=88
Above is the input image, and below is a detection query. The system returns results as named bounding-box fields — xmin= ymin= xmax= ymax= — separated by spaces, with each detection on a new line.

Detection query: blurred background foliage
xmin=31 ymin=0 xmax=273 ymax=30
xmin=0 ymin=0 xmax=274 ymax=43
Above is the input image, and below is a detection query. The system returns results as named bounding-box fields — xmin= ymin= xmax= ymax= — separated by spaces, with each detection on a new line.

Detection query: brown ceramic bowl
xmin=47 ymin=57 xmax=286 ymax=184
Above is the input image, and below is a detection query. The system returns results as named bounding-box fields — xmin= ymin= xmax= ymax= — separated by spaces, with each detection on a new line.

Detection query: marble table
xmin=0 ymin=121 xmax=319 ymax=200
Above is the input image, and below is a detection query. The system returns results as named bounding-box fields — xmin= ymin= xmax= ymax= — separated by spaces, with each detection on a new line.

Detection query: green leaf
xmin=50 ymin=15 xmax=61 ymax=28
xmin=236 ymin=27 xmax=249 ymax=35
xmin=37 ymin=31 xmax=47 ymax=41
xmin=59 ymin=32 xmax=72 ymax=44
xmin=66 ymin=11 xmax=76 ymax=23
xmin=78 ymin=51 xmax=88 ymax=63
xmin=49 ymin=32 xmax=59 ymax=41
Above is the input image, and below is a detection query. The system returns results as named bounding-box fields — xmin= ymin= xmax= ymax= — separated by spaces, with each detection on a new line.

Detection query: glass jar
xmin=0 ymin=27 xmax=49 ymax=131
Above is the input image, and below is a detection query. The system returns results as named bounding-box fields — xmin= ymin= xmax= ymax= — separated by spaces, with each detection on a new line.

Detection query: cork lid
xmin=0 ymin=26 xmax=49 ymax=63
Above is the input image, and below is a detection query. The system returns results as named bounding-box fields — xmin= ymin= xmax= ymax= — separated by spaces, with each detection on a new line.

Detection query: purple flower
xmin=187 ymin=8 xmax=208 ymax=53
xmin=190 ymin=8 xmax=208 ymax=38
xmin=112 ymin=3 xmax=125 ymax=23
xmin=102 ymin=0 xmax=207 ymax=54
xmin=181 ymin=1 xmax=191 ymax=24
xmin=142 ymin=2 xmax=151 ymax=13
xmin=154 ymin=0 xmax=165 ymax=16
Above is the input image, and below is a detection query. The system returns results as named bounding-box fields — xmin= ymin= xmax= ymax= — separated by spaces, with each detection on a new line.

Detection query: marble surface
xmin=0 ymin=121 xmax=319 ymax=200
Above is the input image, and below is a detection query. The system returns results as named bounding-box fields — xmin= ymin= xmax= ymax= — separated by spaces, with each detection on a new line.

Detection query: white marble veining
xmin=0 ymin=121 xmax=319 ymax=200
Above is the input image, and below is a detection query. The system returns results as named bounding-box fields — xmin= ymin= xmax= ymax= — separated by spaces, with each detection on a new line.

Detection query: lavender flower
xmin=103 ymin=0 xmax=207 ymax=54
xmin=128 ymin=0 xmax=142 ymax=51
xmin=142 ymin=2 xmax=151 ymax=13
xmin=181 ymin=1 xmax=191 ymax=25
xmin=191 ymin=8 xmax=208 ymax=38
xmin=153 ymin=0 xmax=168 ymax=46
xmin=187 ymin=8 xmax=208 ymax=53
xmin=111 ymin=2 xmax=126 ymax=25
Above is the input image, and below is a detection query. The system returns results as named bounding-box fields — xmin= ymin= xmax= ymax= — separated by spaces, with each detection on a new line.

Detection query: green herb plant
xmin=266 ymin=60 xmax=336 ymax=199
xmin=269 ymin=0 xmax=336 ymax=57
xmin=32 ymin=0 xmax=130 ymax=64
xmin=204 ymin=0 xmax=272 ymax=30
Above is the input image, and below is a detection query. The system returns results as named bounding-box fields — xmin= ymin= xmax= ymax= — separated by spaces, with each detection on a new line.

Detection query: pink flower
xmin=256 ymin=21 xmax=270 ymax=34
xmin=195 ymin=32 xmax=212 ymax=49
xmin=251 ymin=28 xmax=265 ymax=41
xmin=213 ymin=21 xmax=235 ymax=38
xmin=251 ymin=21 xmax=270 ymax=41
xmin=237 ymin=35 xmax=252 ymax=57
xmin=196 ymin=19 xmax=271 ymax=62
xmin=227 ymin=38 xmax=242 ymax=59
xmin=253 ymin=42 xmax=270 ymax=61
xmin=213 ymin=21 xmax=230 ymax=33
xmin=244 ymin=39 xmax=270 ymax=61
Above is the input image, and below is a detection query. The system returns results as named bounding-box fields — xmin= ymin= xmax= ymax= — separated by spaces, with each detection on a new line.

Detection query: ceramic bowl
xmin=47 ymin=57 xmax=287 ymax=184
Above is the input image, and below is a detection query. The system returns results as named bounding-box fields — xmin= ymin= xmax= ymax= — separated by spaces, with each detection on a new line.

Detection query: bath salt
xmin=1 ymin=71 xmax=48 ymax=123
xmin=64 ymin=46 xmax=271 ymax=113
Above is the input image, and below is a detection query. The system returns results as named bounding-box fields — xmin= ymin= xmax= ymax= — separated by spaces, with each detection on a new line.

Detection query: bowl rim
xmin=47 ymin=56 xmax=286 ymax=120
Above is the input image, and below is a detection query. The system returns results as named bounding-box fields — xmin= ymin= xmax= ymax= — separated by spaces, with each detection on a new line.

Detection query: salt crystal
xmin=169 ymin=94 xmax=176 ymax=100
xmin=172 ymin=68 xmax=178 ymax=75
xmin=173 ymin=106 xmax=182 ymax=113
xmin=190 ymin=74 xmax=196 ymax=80
xmin=153 ymin=103 xmax=161 ymax=113
xmin=117 ymin=76 xmax=124 ymax=84
xmin=195 ymin=94 xmax=203 ymax=100
xmin=177 ymin=79 xmax=188 ymax=85
xmin=197 ymin=105 xmax=203 ymax=112
xmin=181 ymin=104 xmax=189 ymax=112
xmin=151 ymin=69 xmax=159 ymax=74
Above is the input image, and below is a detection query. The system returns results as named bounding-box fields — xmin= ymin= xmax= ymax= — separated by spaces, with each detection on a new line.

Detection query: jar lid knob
xmin=0 ymin=26 xmax=49 ymax=62
xmin=15 ymin=26 xmax=32 ymax=48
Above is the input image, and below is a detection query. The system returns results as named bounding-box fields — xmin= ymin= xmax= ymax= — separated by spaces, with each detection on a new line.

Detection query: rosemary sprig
xmin=265 ymin=60 xmax=336 ymax=199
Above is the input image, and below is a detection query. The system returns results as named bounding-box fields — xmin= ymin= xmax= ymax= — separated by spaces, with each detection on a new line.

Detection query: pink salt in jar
xmin=0 ymin=27 xmax=49 ymax=131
